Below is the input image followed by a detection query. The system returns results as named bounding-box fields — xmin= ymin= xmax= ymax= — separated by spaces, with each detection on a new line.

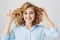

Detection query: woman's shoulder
xmin=36 ymin=24 xmax=45 ymax=29
xmin=36 ymin=24 xmax=45 ymax=27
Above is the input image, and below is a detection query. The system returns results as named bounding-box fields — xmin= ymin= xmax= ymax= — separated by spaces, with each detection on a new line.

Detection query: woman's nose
xmin=27 ymin=14 xmax=30 ymax=17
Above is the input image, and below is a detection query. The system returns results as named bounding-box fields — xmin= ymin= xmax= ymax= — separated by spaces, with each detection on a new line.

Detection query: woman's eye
xmin=30 ymin=12 xmax=34 ymax=14
xmin=30 ymin=11 xmax=34 ymax=14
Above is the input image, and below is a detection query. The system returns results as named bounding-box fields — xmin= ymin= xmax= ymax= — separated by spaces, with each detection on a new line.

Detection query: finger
xmin=6 ymin=10 xmax=12 ymax=17
xmin=6 ymin=13 xmax=8 ymax=16
xmin=9 ymin=9 xmax=14 ymax=16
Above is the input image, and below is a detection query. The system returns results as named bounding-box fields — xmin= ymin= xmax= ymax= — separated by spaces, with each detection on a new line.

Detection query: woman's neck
xmin=25 ymin=22 xmax=32 ymax=29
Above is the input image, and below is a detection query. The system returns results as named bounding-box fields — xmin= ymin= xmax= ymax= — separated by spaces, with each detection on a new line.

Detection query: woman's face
xmin=23 ymin=7 xmax=35 ymax=23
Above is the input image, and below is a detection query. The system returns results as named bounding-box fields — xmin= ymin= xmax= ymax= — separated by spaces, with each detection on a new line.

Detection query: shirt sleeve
xmin=1 ymin=29 xmax=15 ymax=40
xmin=44 ymin=26 xmax=60 ymax=38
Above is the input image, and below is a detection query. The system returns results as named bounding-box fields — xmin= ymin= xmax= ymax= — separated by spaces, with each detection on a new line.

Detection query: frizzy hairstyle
xmin=12 ymin=2 xmax=44 ymax=27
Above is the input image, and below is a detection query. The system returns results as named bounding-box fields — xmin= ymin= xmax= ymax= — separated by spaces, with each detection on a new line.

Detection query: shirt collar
xmin=21 ymin=24 xmax=37 ymax=32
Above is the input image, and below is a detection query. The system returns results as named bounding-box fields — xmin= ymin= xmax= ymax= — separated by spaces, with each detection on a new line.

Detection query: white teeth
xmin=25 ymin=17 xmax=32 ymax=21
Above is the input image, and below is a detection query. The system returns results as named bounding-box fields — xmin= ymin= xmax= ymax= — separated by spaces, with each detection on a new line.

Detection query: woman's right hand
xmin=2 ymin=10 xmax=15 ymax=35
xmin=6 ymin=10 xmax=15 ymax=24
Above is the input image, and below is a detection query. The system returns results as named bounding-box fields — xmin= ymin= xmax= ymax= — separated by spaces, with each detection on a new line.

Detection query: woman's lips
xmin=25 ymin=17 xmax=32 ymax=20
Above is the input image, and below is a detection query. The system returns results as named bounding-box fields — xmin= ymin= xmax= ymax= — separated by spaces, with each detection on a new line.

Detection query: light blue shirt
xmin=1 ymin=24 xmax=59 ymax=40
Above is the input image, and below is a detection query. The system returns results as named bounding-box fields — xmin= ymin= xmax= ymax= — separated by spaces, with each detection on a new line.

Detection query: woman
xmin=1 ymin=2 xmax=59 ymax=40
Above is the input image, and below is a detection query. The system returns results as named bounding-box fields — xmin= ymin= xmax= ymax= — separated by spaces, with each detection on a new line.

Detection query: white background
xmin=0 ymin=0 xmax=60 ymax=40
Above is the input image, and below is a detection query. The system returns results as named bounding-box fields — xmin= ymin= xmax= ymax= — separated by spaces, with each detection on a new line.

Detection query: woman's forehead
xmin=25 ymin=7 xmax=34 ymax=12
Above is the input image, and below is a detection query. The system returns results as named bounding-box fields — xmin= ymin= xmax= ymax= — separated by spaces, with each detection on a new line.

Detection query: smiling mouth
xmin=26 ymin=18 xmax=32 ymax=20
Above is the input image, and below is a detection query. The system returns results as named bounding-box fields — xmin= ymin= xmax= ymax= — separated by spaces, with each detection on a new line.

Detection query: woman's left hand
xmin=39 ymin=8 xmax=55 ymax=28
xmin=40 ymin=8 xmax=48 ymax=18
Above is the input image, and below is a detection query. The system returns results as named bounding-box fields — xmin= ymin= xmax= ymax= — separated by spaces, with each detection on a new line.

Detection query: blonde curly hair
xmin=12 ymin=2 xmax=43 ymax=27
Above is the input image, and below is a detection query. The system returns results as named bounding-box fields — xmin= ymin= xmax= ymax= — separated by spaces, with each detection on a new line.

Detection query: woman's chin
xmin=26 ymin=20 xmax=32 ymax=23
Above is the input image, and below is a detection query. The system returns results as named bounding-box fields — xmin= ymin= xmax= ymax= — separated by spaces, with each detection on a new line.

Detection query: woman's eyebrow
xmin=29 ymin=11 xmax=34 ymax=13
